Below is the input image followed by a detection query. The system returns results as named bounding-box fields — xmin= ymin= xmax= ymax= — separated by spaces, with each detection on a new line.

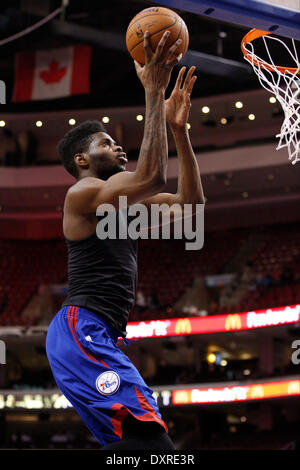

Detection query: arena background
xmin=0 ymin=0 xmax=300 ymax=450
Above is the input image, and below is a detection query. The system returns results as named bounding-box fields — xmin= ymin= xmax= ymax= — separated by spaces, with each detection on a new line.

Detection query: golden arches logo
xmin=173 ymin=390 xmax=189 ymax=404
xmin=225 ymin=314 xmax=242 ymax=331
xmin=175 ymin=318 xmax=192 ymax=335
xmin=250 ymin=385 xmax=264 ymax=399
xmin=288 ymin=381 xmax=300 ymax=395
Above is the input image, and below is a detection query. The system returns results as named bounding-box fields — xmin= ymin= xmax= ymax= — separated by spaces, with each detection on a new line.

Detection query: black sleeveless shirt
xmin=62 ymin=209 xmax=138 ymax=337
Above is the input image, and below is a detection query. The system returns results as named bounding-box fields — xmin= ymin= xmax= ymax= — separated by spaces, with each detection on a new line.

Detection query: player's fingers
xmin=143 ymin=30 xmax=152 ymax=63
xmin=155 ymin=30 xmax=170 ymax=60
xmin=183 ymin=66 xmax=196 ymax=90
xmin=186 ymin=74 xmax=197 ymax=94
xmin=165 ymin=38 xmax=182 ymax=61
xmin=175 ymin=66 xmax=186 ymax=89
xmin=134 ymin=60 xmax=142 ymax=73
xmin=166 ymin=52 xmax=183 ymax=69
xmin=185 ymin=93 xmax=191 ymax=107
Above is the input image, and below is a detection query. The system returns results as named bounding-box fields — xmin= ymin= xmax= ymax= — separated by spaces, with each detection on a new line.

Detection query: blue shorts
xmin=46 ymin=305 xmax=167 ymax=447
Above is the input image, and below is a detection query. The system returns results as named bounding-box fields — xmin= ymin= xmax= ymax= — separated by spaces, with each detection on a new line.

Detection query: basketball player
xmin=46 ymin=31 xmax=204 ymax=450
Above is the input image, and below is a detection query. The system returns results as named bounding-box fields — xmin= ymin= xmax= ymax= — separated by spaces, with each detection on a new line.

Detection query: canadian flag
xmin=12 ymin=45 xmax=91 ymax=102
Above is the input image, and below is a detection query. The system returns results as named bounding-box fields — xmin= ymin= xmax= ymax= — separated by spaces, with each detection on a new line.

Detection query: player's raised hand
xmin=134 ymin=30 xmax=183 ymax=93
xmin=165 ymin=66 xmax=197 ymax=128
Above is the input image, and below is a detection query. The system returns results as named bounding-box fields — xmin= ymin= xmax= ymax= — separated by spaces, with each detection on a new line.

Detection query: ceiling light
xmin=235 ymin=101 xmax=243 ymax=109
xmin=248 ymin=114 xmax=255 ymax=120
xmin=69 ymin=118 xmax=76 ymax=125
xmin=243 ymin=369 xmax=251 ymax=375
xmin=186 ymin=123 xmax=191 ymax=130
xmin=136 ymin=114 xmax=143 ymax=121
xmin=36 ymin=120 xmax=43 ymax=127
xmin=240 ymin=352 xmax=252 ymax=360
xmin=207 ymin=353 xmax=216 ymax=364
xmin=220 ymin=117 xmax=227 ymax=125
xmin=202 ymin=106 xmax=210 ymax=114
xmin=0 ymin=120 xmax=5 ymax=127
xmin=220 ymin=359 xmax=227 ymax=366
xmin=102 ymin=116 xmax=110 ymax=124
xmin=269 ymin=96 xmax=276 ymax=103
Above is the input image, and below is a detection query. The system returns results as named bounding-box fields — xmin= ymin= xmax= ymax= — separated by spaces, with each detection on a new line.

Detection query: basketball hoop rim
xmin=241 ymin=28 xmax=300 ymax=75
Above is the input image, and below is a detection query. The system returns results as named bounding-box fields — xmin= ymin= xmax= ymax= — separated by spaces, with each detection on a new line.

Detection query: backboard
xmin=152 ymin=0 xmax=300 ymax=39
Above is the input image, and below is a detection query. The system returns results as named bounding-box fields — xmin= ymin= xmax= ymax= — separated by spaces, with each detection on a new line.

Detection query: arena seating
xmin=225 ymin=223 xmax=300 ymax=314
xmin=0 ymin=239 xmax=67 ymax=326
xmin=130 ymin=228 xmax=247 ymax=320
xmin=0 ymin=222 xmax=299 ymax=326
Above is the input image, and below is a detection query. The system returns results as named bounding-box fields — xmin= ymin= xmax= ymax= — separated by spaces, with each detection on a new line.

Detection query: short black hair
xmin=57 ymin=120 xmax=106 ymax=178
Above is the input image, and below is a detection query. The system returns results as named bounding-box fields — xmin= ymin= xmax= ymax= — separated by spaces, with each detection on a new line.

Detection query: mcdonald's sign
xmin=173 ymin=390 xmax=190 ymax=404
xmin=250 ymin=385 xmax=264 ymax=399
xmin=175 ymin=318 xmax=192 ymax=335
xmin=288 ymin=381 xmax=300 ymax=395
xmin=225 ymin=314 xmax=242 ymax=331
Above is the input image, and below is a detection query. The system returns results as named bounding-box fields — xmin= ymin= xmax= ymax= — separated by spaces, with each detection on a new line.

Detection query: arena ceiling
xmin=0 ymin=0 xmax=261 ymax=112
xmin=0 ymin=0 xmax=300 ymax=222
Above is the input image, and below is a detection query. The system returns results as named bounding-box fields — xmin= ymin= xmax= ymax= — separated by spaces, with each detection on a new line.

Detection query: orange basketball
xmin=126 ymin=6 xmax=189 ymax=65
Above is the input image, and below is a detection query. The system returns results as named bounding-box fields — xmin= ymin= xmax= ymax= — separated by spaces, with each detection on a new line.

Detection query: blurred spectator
xmin=248 ymin=279 xmax=257 ymax=291
xmin=182 ymin=304 xmax=207 ymax=316
xmin=184 ymin=304 xmax=198 ymax=315
xmin=37 ymin=284 xmax=54 ymax=325
xmin=166 ymin=304 xmax=174 ymax=315
xmin=0 ymin=129 xmax=38 ymax=167
xmin=0 ymin=128 xmax=21 ymax=166
xmin=255 ymin=272 xmax=274 ymax=288
xmin=0 ymin=290 xmax=8 ymax=315
xmin=294 ymin=270 xmax=300 ymax=283
xmin=255 ymin=272 xmax=265 ymax=287
xmin=148 ymin=290 xmax=159 ymax=311
xmin=241 ymin=263 xmax=254 ymax=283
xmin=264 ymin=272 xmax=274 ymax=287
xmin=17 ymin=130 xmax=38 ymax=166
xmin=139 ymin=348 xmax=157 ymax=381
xmin=11 ymin=431 xmax=32 ymax=448
xmin=135 ymin=289 xmax=147 ymax=313
xmin=280 ymin=266 xmax=294 ymax=286
xmin=271 ymin=267 xmax=281 ymax=285
xmin=209 ymin=300 xmax=218 ymax=314
xmin=51 ymin=431 xmax=68 ymax=443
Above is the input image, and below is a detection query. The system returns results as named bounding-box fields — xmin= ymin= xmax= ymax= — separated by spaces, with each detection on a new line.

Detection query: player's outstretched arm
xmin=66 ymin=31 xmax=183 ymax=214
xmin=133 ymin=30 xmax=183 ymax=188
xmin=140 ymin=66 xmax=205 ymax=214
xmin=166 ymin=66 xmax=205 ymax=206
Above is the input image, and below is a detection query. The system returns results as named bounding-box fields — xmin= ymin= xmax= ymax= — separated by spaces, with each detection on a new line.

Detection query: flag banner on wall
xmin=12 ymin=45 xmax=91 ymax=102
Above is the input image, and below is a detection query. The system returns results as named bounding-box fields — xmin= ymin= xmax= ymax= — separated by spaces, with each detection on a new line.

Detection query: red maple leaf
xmin=39 ymin=59 xmax=67 ymax=84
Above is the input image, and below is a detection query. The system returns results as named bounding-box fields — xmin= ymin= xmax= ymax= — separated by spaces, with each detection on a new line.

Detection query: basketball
xmin=126 ymin=6 xmax=189 ymax=65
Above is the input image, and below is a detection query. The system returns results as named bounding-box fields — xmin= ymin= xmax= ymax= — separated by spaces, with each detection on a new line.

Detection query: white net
xmin=242 ymin=33 xmax=300 ymax=164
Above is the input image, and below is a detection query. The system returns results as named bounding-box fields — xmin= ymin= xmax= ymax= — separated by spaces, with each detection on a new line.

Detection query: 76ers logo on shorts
xmin=96 ymin=371 xmax=120 ymax=396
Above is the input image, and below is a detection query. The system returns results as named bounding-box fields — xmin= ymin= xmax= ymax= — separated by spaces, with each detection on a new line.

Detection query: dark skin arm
xmin=139 ymin=66 xmax=205 ymax=226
